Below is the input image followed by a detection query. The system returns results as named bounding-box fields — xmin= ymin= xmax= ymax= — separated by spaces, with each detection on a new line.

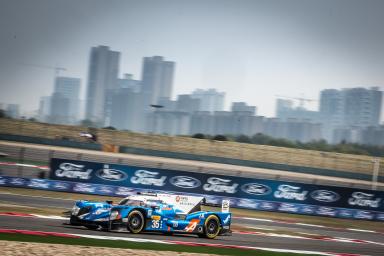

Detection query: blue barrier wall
xmin=45 ymin=158 xmax=384 ymax=221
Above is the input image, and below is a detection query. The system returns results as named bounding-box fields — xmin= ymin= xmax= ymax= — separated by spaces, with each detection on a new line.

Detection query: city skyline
xmin=1 ymin=0 xmax=384 ymax=120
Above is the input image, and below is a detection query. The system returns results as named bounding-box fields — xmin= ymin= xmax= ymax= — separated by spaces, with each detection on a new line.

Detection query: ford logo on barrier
xmin=310 ymin=190 xmax=340 ymax=202
xmin=96 ymin=165 xmax=127 ymax=181
xmin=170 ymin=176 xmax=201 ymax=189
xmin=241 ymin=183 xmax=271 ymax=195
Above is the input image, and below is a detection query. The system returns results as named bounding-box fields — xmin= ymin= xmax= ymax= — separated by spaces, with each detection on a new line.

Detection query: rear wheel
xmin=127 ymin=210 xmax=145 ymax=234
xmin=200 ymin=215 xmax=220 ymax=239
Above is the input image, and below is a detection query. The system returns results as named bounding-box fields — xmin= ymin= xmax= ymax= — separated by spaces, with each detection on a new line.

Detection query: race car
xmin=69 ymin=192 xmax=231 ymax=239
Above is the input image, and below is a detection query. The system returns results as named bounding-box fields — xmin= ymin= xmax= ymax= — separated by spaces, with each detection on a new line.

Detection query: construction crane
xmin=275 ymin=95 xmax=317 ymax=108
xmin=19 ymin=63 xmax=67 ymax=77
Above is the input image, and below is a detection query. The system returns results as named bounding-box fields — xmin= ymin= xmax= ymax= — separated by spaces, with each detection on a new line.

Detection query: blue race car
xmin=69 ymin=192 xmax=231 ymax=239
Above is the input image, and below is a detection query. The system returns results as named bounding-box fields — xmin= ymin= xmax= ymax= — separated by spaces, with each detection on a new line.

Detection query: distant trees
xmin=192 ymin=133 xmax=205 ymax=139
xmin=212 ymin=135 xmax=228 ymax=141
xmin=103 ymin=126 xmax=117 ymax=130
xmin=0 ymin=109 xmax=7 ymax=118
xmin=191 ymin=133 xmax=384 ymax=157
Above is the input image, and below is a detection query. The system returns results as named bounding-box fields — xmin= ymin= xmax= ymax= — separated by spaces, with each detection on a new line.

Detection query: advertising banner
xmin=46 ymin=158 xmax=384 ymax=220
xmin=1 ymin=173 xmax=384 ymax=221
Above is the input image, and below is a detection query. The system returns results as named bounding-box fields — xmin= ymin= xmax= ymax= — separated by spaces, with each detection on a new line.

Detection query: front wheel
xmin=127 ymin=210 xmax=145 ymax=234
xmin=200 ymin=215 xmax=221 ymax=239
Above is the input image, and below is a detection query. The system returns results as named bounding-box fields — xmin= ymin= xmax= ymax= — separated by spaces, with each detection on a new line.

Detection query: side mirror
xmin=106 ymin=200 xmax=113 ymax=205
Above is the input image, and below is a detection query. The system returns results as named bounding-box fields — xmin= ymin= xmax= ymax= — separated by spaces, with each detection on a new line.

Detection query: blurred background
xmin=1 ymin=0 xmax=383 ymax=149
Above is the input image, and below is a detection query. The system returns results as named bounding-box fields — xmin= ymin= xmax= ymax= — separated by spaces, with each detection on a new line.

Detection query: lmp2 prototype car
xmin=69 ymin=192 xmax=231 ymax=239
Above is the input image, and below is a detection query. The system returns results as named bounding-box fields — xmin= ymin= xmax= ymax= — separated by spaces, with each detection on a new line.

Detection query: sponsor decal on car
xmin=203 ymin=177 xmax=238 ymax=194
xmin=95 ymin=165 xmax=128 ymax=181
xmin=130 ymin=170 xmax=166 ymax=186
xmin=310 ymin=190 xmax=340 ymax=203
xmin=348 ymin=192 xmax=381 ymax=208
xmin=55 ymin=163 xmax=92 ymax=180
xmin=241 ymin=183 xmax=271 ymax=195
xmin=274 ymin=185 xmax=308 ymax=201
xmin=170 ymin=176 xmax=201 ymax=189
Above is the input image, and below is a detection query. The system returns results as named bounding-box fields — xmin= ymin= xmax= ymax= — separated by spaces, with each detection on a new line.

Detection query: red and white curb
xmin=0 ymin=228 xmax=365 ymax=256
xmin=0 ymin=161 xmax=49 ymax=170
xmin=234 ymin=216 xmax=384 ymax=235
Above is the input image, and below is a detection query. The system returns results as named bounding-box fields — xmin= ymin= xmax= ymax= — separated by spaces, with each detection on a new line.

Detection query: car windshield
xmin=118 ymin=199 xmax=144 ymax=206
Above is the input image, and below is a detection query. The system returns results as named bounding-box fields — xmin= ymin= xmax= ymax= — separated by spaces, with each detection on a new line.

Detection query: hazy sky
xmin=1 ymin=0 xmax=384 ymax=118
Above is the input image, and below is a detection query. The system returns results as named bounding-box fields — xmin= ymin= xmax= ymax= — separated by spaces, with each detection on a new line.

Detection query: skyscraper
xmin=342 ymin=87 xmax=382 ymax=127
xmin=191 ymin=89 xmax=225 ymax=113
xmin=85 ymin=46 xmax=120 ymax=125
xmin=141 ymin=56 xmax=175 ymax=105
xmin=52 ymin=77 xmax=81 ymax=124
xmin=319 ymin=87 xmax=383 ymax=143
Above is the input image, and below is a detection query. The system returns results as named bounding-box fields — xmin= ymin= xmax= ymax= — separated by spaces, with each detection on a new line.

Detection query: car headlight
xmin=110 ymin=210 xmax=120 ymax=220
xmin=71 ymin=205 xmax=80 ymax=216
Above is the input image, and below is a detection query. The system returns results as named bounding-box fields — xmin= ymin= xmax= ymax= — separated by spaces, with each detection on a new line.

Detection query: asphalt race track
xmin=1 ymin=192 xmax=384 ymax=255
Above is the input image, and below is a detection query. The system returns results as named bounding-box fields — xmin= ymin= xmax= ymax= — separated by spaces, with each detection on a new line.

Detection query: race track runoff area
xmin=0 ymin=187 xmax=384 ymax=255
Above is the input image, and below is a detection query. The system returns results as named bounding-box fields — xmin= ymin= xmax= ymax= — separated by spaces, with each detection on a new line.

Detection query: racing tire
xmin=69 ymin=215 xmax=80 ymax=226
xmin=127 ymin=210 xmax=145 ymax=234
xmin=200 ymin=215 xmax=221 ymax=239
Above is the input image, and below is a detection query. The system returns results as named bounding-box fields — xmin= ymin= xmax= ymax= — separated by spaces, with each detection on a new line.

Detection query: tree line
xmin=191 ymin=133 xmax=384 ymax=157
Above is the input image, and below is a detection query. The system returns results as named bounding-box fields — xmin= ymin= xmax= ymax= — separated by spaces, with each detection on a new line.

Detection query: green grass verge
xmin=0 ymin=233 xmax=320 ymax=256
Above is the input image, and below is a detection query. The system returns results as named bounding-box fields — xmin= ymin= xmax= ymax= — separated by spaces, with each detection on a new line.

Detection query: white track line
xmin=0 ymin=191 xmax=75 ymax=201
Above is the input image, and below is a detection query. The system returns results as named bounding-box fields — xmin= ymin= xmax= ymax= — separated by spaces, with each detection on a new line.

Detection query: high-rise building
xmin=176 ymin=94 xmax=200 ymax=113
xmin=276 ymin=99 xmax=293 ymax=118
xmin=85 ymin=46 xmax=120 ymax=125
xmin=38 ymin=96 xmax=51 ymax=122
xmin=5 ymin=104 xmax=20 ymax=119
xmin=231 ymin=102 xmax=257 ymax=115
xmin=110 ymin=88 xmax=145 ymax=131
xmin=49 ymin=92 xmax=70 ymax=124
xmin=118 ymin=73 xmax=141 ymax=92
xmin=141 ymin=56 xmax=175 ymax=105
xmin=319 ymin=87 xmax=383 ymax=143
xmin=342 ymin=87 xmax=382 ymax=127
xmin=191 ymin=88 xmax=225 ymax=113
xmin=51 ymin=77 xmax=81 ymax=124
